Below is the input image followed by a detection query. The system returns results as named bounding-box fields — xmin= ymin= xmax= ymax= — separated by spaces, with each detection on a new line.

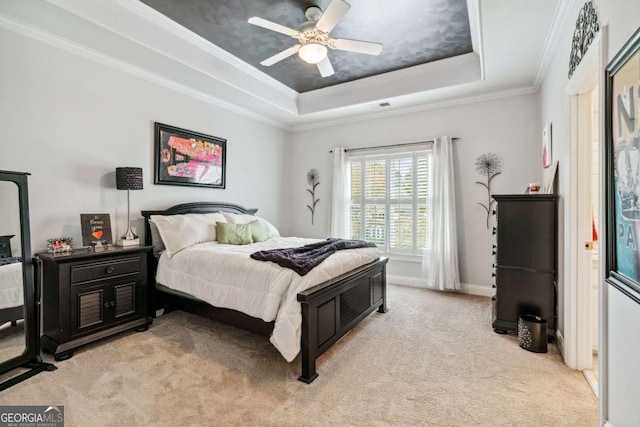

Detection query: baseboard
xmin=460 ymin=283 xmax=495 ymax=297
xmin=583 ymin=369 xmax=599 ymax=399
xmin=556 ymin=329 xmax=564 ymax=358
xmin=387 ymin=275 xmax=424 ymax=288
xmin=387 ymin=275 xmax=493 ymax=297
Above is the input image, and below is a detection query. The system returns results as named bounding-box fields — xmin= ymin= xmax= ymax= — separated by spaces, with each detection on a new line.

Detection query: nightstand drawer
xmin=70 ymin=256 xmax=141 ymax=284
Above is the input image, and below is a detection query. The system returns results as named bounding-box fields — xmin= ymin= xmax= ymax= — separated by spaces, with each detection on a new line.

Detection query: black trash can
xmin=518 ymin=314 xmax=548 ymax=353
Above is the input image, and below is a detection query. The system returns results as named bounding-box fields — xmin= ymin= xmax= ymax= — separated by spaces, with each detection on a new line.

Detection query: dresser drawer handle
xmin=105 ymin=266 xmax=115 ymax=274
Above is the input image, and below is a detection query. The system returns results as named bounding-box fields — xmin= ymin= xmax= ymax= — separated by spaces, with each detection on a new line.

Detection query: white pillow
xmin=150 ymin=213 xmax=227 ymax=257
xmin=222 ymin=212 xmax=280 ymax=237
xmin=148 ymin=221 xmax=165 ymax=257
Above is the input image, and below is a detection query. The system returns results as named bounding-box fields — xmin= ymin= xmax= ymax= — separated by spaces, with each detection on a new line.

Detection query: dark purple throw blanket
xmin=250 ymin=238 xmax=376 ymax=276
xmin=0 ymin=257 xmax=21 ymax=267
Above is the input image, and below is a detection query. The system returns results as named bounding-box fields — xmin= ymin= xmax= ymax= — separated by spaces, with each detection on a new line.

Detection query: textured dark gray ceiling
xmin=140 ymin=0 xmax=472 ymax=93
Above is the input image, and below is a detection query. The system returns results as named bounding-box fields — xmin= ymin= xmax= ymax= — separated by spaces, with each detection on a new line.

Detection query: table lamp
xmin=116 ymin=167 xmax=143 ymax=246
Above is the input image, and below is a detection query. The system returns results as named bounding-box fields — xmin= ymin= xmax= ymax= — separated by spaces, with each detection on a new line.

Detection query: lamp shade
xmin=116 ymin=167 xmax=143 ymax=190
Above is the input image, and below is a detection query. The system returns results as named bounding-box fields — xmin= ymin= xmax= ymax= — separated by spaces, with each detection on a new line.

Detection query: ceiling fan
xmin=248 ymin=0 xmax=383 ymax=77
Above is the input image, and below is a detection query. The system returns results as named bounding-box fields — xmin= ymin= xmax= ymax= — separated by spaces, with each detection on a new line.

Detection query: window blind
xmin=348 ymin=148 xmax=431 ymax=254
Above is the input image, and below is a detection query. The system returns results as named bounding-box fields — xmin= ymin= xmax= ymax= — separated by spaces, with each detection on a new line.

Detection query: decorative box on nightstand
xmin=36 ymin=245 xmax=153 ymax=361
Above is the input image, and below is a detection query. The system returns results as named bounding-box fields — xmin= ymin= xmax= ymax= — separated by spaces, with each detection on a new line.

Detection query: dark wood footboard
xmin=297 ymin=257 xmax=388 ymax=383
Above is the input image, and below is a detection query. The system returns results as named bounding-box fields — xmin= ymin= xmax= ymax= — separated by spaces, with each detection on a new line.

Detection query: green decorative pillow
xmin=216 ymin=222 xmax=253 ymax=245
xmin=249 ymin=220 xmax=269 ymax=243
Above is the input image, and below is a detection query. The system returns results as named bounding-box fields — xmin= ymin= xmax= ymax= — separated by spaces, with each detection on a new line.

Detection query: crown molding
xmin=532 ymin=0 xmax=578 ymax=89
xmin=290 ymin=86 xmax=537 ymax=132
xmin=466 ymin=0 xmax=485 ymax=81
xmin=297 ymin=53 xmax=481 ymax=115
xmin=71 ymin=0 xmax=298 ymax=99
xmin=0 ymin=13 xmax=290 ymax=130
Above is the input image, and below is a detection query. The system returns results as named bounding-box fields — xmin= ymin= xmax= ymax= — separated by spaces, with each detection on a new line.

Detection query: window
xmin=348 ymin=148 xmax=431 ymax=255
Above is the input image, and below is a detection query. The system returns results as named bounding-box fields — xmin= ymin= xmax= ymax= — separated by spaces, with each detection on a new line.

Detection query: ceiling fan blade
xmin=316 ymin=0 xmax=351 ymax=33
xmin=260 ymin=44 xmax=301 ymax=66
xmin=248 ymin=17 xmax=299 ymax=37
xmin=330 ymin=38 xmax=383 ymax=55
xmin=317 ymin=56 xmax=335 ymax=77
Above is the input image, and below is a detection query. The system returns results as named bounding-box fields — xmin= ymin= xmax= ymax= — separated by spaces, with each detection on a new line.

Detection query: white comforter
xmin=156 ymin=237 xmax=380 ymax=361
xmin=0 ymin=262 xmax=23 ymax=310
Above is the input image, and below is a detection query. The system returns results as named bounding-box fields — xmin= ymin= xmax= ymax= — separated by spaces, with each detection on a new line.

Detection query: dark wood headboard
xmin=141 ymin=201 xmax=258 ymax=247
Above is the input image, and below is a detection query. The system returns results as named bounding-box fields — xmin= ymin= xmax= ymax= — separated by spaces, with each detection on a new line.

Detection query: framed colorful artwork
xmin=542 ymin=123 xmax=552 ymax=168
xmin=154 ymin=122 xmax=226 ymax=189
xmin=605 ymin=27 xmax=640 ymax=301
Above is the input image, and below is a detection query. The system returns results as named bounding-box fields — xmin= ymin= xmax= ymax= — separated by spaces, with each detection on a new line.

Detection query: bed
xmin=0 ymin=258 xmax=24 ymax=327
xmin=142 ymin=202 xmax=388 ymax=383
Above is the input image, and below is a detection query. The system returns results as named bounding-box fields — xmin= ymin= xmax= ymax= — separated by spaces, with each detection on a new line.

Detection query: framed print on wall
xmin=542 ymin=123 xmax=552 ymax=168
xmin=154 ymin=122 xmax=226 ymax=188
xmin=605 ymin=27 xmax=640 ymax=301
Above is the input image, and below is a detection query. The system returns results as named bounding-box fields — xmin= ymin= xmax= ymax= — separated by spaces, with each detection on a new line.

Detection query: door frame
xmin=565 ymin=25 xmax=608 ymax=423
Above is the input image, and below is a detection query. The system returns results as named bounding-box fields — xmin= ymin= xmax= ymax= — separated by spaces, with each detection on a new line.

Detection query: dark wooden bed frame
xmin=0 ymin=306 xmax=22 ymax=327
xmin=141 ymin=202 xmax=388 ymax=383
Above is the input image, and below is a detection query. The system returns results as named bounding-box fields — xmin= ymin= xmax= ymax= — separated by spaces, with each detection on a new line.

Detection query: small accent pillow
xmin=248 ymin=220 xmax=269 ymax=243
xmin=222 ymin=212 xmax=280 ymax=237
xmin=150 ymin=213 xmax=226 ymax=257
xmin=216 ymin=222 xmax=253 ymax=245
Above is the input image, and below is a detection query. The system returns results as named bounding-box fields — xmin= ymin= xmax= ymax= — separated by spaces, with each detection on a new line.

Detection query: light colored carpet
xmin=0 ymin=285 xmax=597 ymax=426
xmin=0 ymin=321 xmax=25 ymax=362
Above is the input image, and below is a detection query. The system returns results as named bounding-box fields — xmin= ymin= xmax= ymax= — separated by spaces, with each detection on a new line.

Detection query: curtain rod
xmin=328 ymin=138 xmax=459 ymax=153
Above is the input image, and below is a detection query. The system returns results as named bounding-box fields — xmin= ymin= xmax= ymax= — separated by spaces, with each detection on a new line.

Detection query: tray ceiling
xmin=0 ymin=0 xmax=560 ymax=128
xmin=140 ymin=0 xmax=473 ymax=93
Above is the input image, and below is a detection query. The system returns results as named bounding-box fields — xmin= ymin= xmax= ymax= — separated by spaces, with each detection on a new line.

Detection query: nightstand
xmin=36 ymin=245 xmax=153 ymax=361
xmin=0 ymin=235 xmax=14 ymax=258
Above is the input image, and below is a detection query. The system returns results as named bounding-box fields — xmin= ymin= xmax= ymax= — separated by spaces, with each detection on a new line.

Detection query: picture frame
xmin=80 ymin=213 xmax=113 ymax=246
xmin=542 ymin=123 xmax=552 ymax=168
xmin=154 ymin=122 xmax=226 ymax=189
xmin=47 ymin=237 xmax=73 ymax=253
xmin=605 ymin=27 xmax=640 ymax=301
xmin=545 ymin=161 xmax=558 ymax=194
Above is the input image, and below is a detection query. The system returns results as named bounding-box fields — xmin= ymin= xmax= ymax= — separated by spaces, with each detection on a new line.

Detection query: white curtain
xmin=422 ymin=136 xmax=460 ymax=291
xmin=329 ymin=147 xmax=349 ymax=238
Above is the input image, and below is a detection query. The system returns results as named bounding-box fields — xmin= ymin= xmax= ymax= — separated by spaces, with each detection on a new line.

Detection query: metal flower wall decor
xmin=568 ymin=1 xmax=599 ymax=79
xmin=475 ymin=153 xmax=503 ymax=229
xmin=306 ymin=169 xmax=320 ymax=225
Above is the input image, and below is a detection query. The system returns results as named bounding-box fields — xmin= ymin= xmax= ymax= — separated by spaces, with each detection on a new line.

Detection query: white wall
xmin=285 ymin=94 xmax=541 ymax=291
xmin=0 ymin=29 xmax=289 ymax=252
xmin=608 ymin=286 xmax=640 ymax=426
xmin=538 ymin=0 xmax=640 ymax=423
xmin=0 ymin=181 xmax=21 ymax=256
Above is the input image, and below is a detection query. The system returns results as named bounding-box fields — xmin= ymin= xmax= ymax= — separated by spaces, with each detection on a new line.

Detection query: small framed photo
xmin=542 ymin=123 xmax=552 ymax=168
xmin=47 ymin=237 xmax=73 ymax=253
xmin=80 ymin=214 xmax=113 ymax=246
xmin=545 ymin=161 xmax=558 ymax=194
xmin=154 ymin=122 xmax=226 ymax=189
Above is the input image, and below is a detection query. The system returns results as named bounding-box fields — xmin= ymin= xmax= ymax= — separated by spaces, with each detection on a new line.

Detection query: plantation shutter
xmin=348 ymin=148 xmax=431 ymax=254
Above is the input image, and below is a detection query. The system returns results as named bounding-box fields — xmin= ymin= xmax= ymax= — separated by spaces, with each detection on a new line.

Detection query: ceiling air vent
xmin=368 ymin=101 xmax=391 ymax=109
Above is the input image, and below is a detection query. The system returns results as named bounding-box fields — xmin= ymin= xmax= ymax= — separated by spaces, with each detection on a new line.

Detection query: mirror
xmin=0 ymin=181 xmax=26 ymax=362
xmin=0 ymin=171 xmax=52 ymax=391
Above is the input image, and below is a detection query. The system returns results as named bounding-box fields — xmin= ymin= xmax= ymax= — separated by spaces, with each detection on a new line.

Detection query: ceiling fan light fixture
xmin=298 ymin=43 xmax=327 ymax=64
